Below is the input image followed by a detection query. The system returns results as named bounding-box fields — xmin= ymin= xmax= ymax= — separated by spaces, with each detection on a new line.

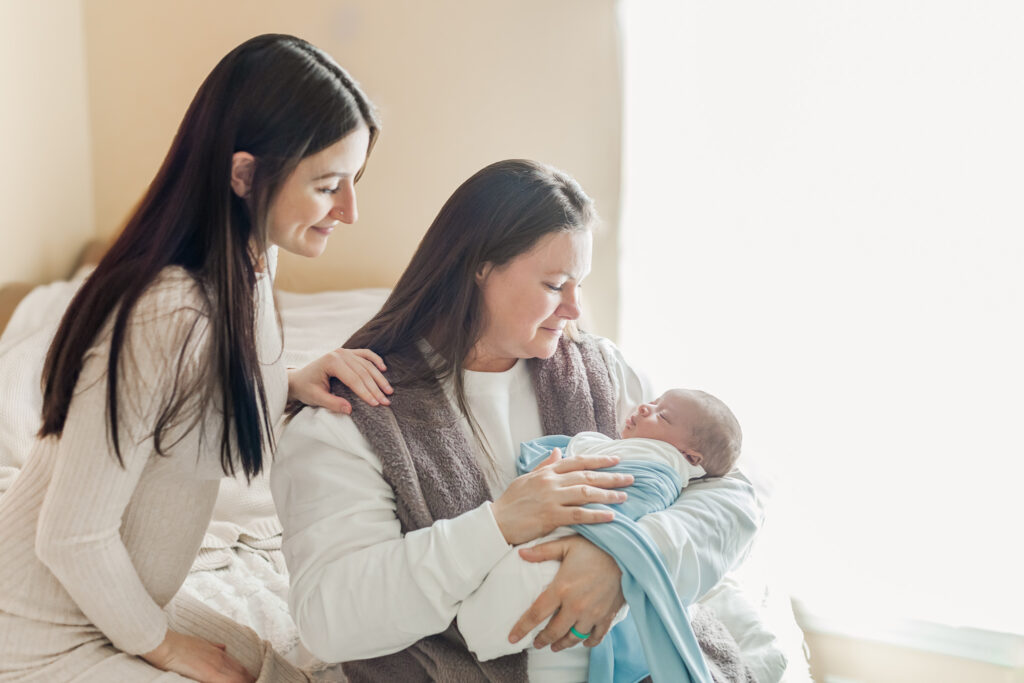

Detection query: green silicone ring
xmin=570 ymin=626 xmax=591 ymax=639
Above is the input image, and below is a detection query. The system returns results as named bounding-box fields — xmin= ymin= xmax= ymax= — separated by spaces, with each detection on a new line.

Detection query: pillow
xmin=277 ymin=287 xmax=390 ymax=368
xmin=0 ymin=283 xmax=33 ymax=340
xmin=0 ymin=270 xmax=93 ymax=494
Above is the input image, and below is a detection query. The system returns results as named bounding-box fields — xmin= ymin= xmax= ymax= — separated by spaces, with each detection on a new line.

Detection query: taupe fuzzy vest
xmin=333 ymin=334 xmax=617 ymax=683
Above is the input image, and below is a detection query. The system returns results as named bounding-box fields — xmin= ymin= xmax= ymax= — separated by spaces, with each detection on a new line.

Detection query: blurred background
xmin=2 ymin=1 xmax=1021 ymax=681
xmin=0 ymin=0 xmax=624 ymax=338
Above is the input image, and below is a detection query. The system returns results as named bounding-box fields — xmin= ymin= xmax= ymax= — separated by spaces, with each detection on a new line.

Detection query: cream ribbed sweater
xmin=0 ymin=265 xmax=289 ymax=679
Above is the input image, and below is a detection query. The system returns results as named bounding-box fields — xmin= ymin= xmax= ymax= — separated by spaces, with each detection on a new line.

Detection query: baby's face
xmin=620 ymin=389 xmax=702 ymax=465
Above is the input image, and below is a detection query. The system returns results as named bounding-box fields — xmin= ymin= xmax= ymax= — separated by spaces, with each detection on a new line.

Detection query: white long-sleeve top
xmin=272 ymin=338 xmax=762 ymax=683
xmin=0 ymin=262 xmax=287 ymax=665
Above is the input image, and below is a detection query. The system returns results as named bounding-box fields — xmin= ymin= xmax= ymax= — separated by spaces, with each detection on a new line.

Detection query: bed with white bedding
xmin=0 ymin=266 xmax=810 ymax=682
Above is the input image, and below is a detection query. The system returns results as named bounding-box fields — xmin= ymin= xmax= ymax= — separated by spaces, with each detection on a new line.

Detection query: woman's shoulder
xmin=574 ymin=333 xmax=635 ymax=378
xmin=118 ymin=267 xmax=210 ymax=344
xmin=573 ymin=331 xmax=622 ymax=359
xmin=134 ymin=266 xmax=210 ymax=322
xmin=278 ymin=406 xmax=382 ymax=472
xmin=574 ymin=333 xmax=653 ymax=415
xmin=586 ymin=333 xmax=622 ymax=358
xmin=87 ymin=266 xmax=212 ymax=371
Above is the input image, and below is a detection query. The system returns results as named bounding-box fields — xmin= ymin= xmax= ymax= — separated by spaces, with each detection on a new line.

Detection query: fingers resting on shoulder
xmin=287 ymin=347 xmax=393 ymax=413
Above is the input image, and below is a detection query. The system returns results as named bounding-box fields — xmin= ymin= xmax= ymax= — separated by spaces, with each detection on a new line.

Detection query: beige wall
xmin=0 ymin=0 xmax=95 ymax=283
xmin=80 ymin=0 xmax=623 ymax=338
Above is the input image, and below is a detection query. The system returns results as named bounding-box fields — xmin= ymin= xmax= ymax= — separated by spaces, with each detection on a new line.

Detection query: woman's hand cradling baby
xmin=490 ymin=448 xmax=633 ymax=546
xmin=287 ymin=347 xmax=393 ymax=414
xmin=509 ymin=535 xmax=625 ymax=651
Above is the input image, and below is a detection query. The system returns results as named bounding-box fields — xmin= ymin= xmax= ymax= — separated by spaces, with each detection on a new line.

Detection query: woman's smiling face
xmin=265 ymin=124 xmax=370 ymax=258
xmin=470 ymin=229 xmax=593 ymax=372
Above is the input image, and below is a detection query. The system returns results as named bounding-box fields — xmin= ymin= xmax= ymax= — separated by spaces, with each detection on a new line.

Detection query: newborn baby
xmin=616 ymin=387 xmax=741 ymax=478
xmin=458 ymin=388 xmax=742 ymax=661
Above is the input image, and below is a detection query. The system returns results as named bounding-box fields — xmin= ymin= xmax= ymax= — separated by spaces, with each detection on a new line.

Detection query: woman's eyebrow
xmin=311 ymin=171 xmax=351 ymax=181
xmin=545 ymin=270 xmax=584 ymax=280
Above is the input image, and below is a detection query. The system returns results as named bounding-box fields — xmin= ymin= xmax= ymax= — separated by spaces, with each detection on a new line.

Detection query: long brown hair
xmin=346 ymin=159 xmax=595 ymax=424
xmin=40 ymin=34 xmax=379 ymax=479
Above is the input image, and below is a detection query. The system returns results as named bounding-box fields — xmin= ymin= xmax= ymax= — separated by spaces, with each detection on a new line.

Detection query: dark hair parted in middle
xmin=346 ymin=159 xmax=596 ymax=420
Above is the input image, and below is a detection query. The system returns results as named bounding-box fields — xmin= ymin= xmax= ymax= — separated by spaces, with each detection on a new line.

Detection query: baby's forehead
xmin=658 ymin=388 xmax=697 ymax=409
xmin=658 ymin=389 xmax=704 ymax=422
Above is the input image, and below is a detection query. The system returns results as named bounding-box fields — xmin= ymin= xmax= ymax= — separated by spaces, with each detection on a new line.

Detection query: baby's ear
xmin=683 ymin=449 xmax=704 ymax=467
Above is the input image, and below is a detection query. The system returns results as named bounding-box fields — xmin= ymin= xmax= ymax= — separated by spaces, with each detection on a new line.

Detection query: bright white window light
xmin=619 ymin=0 xmax=1024 ymax=636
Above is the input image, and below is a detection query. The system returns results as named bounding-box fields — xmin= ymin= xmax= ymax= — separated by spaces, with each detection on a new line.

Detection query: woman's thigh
xmin=69 ymin=645 xmax=190 ymax=682
xmin=0 ymin=610 xmax=185 ymax=683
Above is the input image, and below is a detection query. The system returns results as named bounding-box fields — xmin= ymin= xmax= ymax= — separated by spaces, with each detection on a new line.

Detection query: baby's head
xmin=620 ymin=388 xmax=742 ymax=476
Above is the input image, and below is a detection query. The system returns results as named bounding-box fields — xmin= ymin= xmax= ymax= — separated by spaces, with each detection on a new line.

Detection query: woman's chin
xmin=291 ymin=240 xmax=328 ymax=259
xmin=283 ymin=230 xmax=331 ymax=258
xmin=532 ymin=340 xmax=561 ymax=360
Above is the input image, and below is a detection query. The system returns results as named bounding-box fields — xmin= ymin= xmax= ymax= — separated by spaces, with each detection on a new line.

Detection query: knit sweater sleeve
xmin=34 ymin=270 xmax=210 ymax=655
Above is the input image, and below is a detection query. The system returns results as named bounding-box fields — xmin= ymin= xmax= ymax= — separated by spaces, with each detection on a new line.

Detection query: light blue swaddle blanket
xmin=519 ymin=435 xmax=714 ymax=683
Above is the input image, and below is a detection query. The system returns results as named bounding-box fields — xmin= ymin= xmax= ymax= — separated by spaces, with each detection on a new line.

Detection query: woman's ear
xmin=230 ymin=152 xmax=256 ymax=197
xmin=475 ymin=262 xmax=494 ymax=285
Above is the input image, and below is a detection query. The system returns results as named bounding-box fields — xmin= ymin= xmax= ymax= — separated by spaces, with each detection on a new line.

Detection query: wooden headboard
xmin=0 ymin=240 xmax=109 ymax=338
xmin=0 ymin=283 xmax=33 ymax=338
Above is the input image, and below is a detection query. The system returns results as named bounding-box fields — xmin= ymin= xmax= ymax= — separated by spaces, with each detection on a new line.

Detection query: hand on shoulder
xmin=288 ymin=347 xmax=393 ymax=414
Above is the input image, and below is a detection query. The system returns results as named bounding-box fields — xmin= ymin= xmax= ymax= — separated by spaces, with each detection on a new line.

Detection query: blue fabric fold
xmin=519 ymin=435 xmax=713 ymax=683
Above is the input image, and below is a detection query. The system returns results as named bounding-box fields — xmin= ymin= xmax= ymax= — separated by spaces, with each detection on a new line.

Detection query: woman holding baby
xmin=272 ymin=159 xmax=762 ymax=681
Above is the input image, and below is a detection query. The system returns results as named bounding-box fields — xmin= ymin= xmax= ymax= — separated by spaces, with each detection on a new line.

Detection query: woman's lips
xmin=311 ymin=225 xmax=335 ymax=236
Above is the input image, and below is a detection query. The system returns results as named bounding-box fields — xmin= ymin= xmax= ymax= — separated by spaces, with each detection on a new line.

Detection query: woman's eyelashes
xmin=318 ymin=186 xmax=341 ymax=195
xmin=544 ymin=281 xmax=582 ymax=292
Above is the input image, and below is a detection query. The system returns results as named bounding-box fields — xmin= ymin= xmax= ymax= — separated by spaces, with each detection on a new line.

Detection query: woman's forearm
xmin=288 ymin=504 xmax=508 ymax=661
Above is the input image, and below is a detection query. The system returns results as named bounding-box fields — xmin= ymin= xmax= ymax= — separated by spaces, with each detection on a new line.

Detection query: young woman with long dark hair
xmin=0 ymin=34 xmax=390 ymax=682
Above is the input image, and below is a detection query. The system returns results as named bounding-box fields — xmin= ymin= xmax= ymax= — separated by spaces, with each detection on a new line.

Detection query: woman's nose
xmin=334 ymin=181 xmax=358 ymax=224
xmin=557 ymin=287 xmax=582 ymax=320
